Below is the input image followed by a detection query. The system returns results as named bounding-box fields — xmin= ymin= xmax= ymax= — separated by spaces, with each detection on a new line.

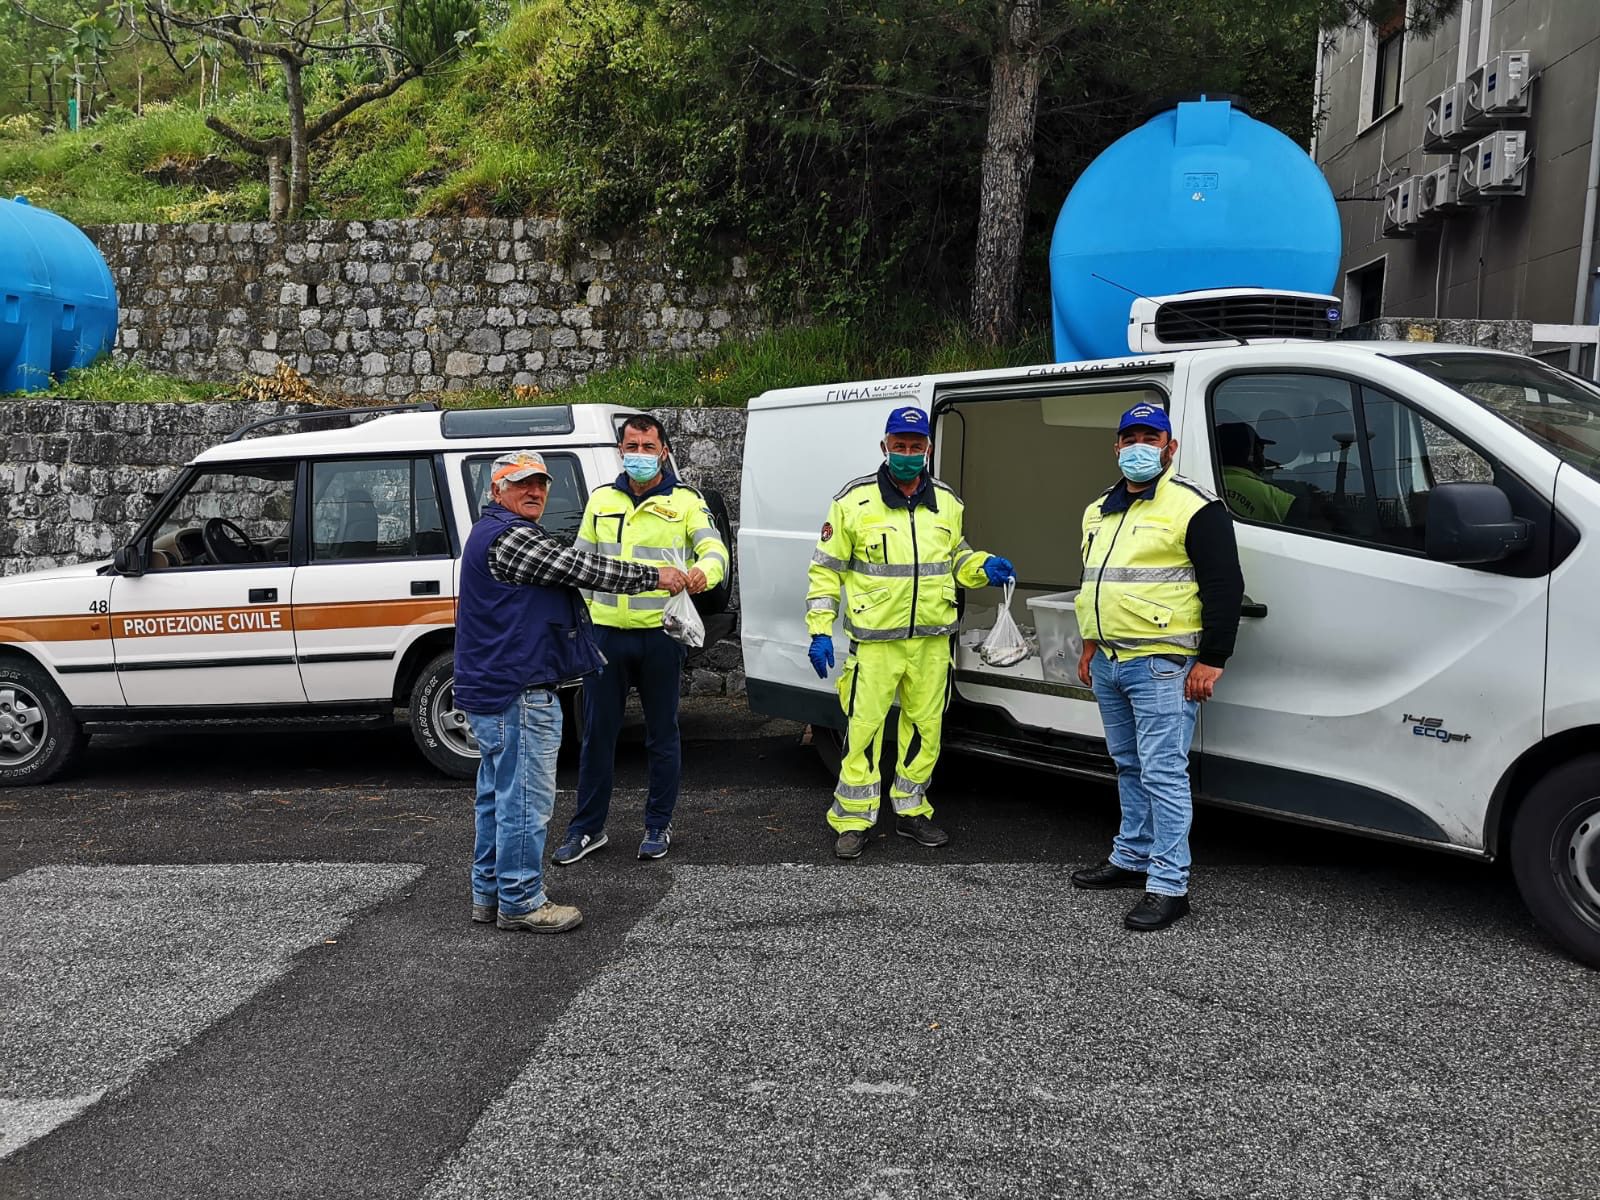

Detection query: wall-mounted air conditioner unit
xmin=1416 ymin=161 xmax=1465 ymax=220
xmin=1382 ymin=177 xmax=1419 ymax=237
xmin=1465 ymin=51 xmax=1532 ymax=127
xmin=1422 ymin=82 xmax=1473 ymax=152
xmin=1459 ymin=130 xmax=1529 ymax=201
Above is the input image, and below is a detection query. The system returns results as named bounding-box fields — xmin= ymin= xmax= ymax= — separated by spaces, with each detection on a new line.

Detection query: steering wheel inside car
xmin=202 ymin=517 xmax=260 ymax=564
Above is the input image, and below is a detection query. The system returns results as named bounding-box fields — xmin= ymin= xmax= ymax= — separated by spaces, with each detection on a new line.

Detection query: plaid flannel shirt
xmin=489 ymin=524 xmax=660 ymax=594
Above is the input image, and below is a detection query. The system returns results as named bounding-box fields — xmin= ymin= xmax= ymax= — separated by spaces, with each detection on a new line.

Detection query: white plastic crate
xmin=1025 ymin=590 xmax=1083 ymax=685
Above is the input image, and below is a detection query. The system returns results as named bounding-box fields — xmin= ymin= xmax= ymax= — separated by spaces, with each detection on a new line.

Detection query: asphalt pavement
xmin=0 ymin=697 xmax=1595 ymax=1200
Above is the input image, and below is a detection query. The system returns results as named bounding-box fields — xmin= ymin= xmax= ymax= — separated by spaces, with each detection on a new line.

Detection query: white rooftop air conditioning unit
xmin=1459 ymin=130 xmax=1529 ymax=201
xmin=1422 ymin=82 xmax=1473 ymax=152
xmin=1416 ymin=161 xmax=1465 ymax=220
xmin=1382 ymin=177 xmax=1419 ymax=237
xmin=1465 ymin=51 xmax=1532 ymax=128
xmin=1126 ymin=288 xmax=1342 ymax=352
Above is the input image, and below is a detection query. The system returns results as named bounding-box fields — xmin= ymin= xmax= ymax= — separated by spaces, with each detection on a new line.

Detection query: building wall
xmin=1316 ymin=1 xmax=1600 ymax=326
xmin=84 ymin=219 xmax=767 ymax=399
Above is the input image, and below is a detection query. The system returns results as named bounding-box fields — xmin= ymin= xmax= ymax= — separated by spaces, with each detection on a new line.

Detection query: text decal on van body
xmin=120 ymin=610 xmax=287 ymax=637
xmin=1403 ymin=713 xmax=1472 ymax=745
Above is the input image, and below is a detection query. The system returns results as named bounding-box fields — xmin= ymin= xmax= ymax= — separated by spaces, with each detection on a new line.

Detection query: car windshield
xmin=1397 ymin=352 xmax=1600 ymax=482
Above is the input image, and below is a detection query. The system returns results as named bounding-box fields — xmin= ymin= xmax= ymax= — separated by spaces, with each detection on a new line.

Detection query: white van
xmin=0 ymin=403 xmax=732 ymax=786
xmin=739 ymin=340 xmax=1600 ymax=966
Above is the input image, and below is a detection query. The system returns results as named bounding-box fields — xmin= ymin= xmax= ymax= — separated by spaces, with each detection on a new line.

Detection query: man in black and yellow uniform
xmin=806 ymin=406 xmax=1014 ymax=860
xmin=1070 ymin=402 xmax=1243 ymax=932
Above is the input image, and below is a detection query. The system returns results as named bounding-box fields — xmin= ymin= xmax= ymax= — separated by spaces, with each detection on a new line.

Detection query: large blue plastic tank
xmin=0 ymin=196 xmax=118 ymax=392
xmin=1049 ymin=98 xmax=1340 ymax=363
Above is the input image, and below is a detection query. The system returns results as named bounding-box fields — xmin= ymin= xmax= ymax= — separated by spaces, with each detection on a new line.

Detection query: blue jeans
xmin=1090 ymin=651 xmax=1200 ymax=897
xmin=571 ymin=625 xmax=686 ymax=838
xmin=466 ymin=687 xmax=563 ymax=916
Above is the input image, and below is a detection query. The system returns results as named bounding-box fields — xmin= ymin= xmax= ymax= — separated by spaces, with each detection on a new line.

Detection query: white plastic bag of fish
xmin=660 ymin=548 xmax=706 ymax=649
xmin=980 ymin=580 xmax=1030 ymax=668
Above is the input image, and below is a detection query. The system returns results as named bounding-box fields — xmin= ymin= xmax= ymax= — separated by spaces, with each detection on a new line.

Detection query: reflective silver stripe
xmin=628 ymin=594 xmax=671 ymax=610
xmin=697 ymin=548 xmax=729 ymax=568
xmin=952 ymin=551 xmax=982 ymax=574
xmin=845 ymin=620 xmax=958 ymax=641
xmin=579 ymin=589 xmax=595 ymax=603
xmin=1082 ymin=566 xmax=1197 ymax=583
xmin=574 ymin=537 xmax=598 ymax=553
xmin=807 ymin=597 xmax=839 ymax=612
xmin=833 ymin=781 xmax=881 ymax=802
xmin=591 ymin=592 xmax=619 ymax=606
xmin=630 ymin=545 xmax=681 ymax=562
xmin=594 ymin=540 xmax=623 ymax=556
xmin=891 ymin=774 xmax=926 ymax=798
xmin=846 ymin=560 xmax=952 ymax=578
xmin=812 ymin=549 xmax=848 ymax=571
xmin=1102 ymin=632 xmax=1202 ymax=650
xmin=691 ymin=526 xmax=721 ymax=546
xmin=890 ymin=794 xmax=928 ymax=815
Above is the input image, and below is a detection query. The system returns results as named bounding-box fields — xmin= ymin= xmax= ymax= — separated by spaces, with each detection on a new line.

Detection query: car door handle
xmin=411 ymin=580 xmax=441 ymax=596
xmin=1240 ymin=598 xmax=1268 ymax=619
xmin=249 ymin=587 xmax=277 ymax=603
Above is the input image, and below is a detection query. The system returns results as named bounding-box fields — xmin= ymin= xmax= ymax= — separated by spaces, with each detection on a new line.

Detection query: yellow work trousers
xmin=828 ymin=636 xmax=951 ymax=832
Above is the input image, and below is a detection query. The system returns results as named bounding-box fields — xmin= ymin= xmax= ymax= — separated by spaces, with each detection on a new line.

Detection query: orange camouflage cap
xmin=491 ymin=450 xmax=553 ymax=486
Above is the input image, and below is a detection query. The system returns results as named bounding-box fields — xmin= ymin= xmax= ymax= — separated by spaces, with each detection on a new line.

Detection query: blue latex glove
xmin=983 ymin=556 xmax=1016 ymax=587
xmin=808 ymin=634 xmax=835 ymax=678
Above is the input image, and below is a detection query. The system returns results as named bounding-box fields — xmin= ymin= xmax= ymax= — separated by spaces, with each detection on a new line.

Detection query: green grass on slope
xmin=5 ymin=359 xmax=232 ymax=403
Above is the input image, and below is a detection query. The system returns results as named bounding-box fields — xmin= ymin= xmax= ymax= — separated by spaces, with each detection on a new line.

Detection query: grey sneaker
xmin=471 ymin=902 xmax=496 ymax=924
xmin=895 ymin=815 xmax=950 ymax=847
xmin=496 ymin=901 xmax=583 ymax=934
xmin=834 ymin=829 xmax=869 ymax=860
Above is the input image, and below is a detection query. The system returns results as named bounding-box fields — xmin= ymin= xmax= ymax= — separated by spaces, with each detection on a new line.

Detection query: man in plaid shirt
xmin=455 ymin=450 xmax=688 ymax=935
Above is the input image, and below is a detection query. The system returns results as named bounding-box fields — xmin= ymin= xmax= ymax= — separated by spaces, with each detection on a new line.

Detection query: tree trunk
xmin=283 ymin=57 xmax=310 ymax=220
xmin=970 ymin=0 xmax=1046 ymax=346
xmin=266 ymin=145 xmax=290 ymax=222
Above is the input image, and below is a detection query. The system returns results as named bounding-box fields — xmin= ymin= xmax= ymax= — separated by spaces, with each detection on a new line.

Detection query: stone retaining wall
xmin=0 ymin=399 xmax=750 ymax=695
xmin=85 ymin=220 xmax=768 ymax=399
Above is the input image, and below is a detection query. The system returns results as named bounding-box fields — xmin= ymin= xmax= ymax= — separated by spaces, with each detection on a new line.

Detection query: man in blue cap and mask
xmin=1070 ymin=402 xmax=1243 ymax=931
xmin=805 ymin=405 xmax=1015 ymax=859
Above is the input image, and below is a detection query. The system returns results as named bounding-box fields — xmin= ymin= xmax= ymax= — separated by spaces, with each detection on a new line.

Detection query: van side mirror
xmin=113 ymin=542 xmax=148 ymax=577
xmin=1425 ymin=482 xmax=1533 ymax=565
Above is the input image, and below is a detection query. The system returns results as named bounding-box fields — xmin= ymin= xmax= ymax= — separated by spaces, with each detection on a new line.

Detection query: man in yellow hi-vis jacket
xmin=806 ymin=406 xmax=1014 ymax=860
xmin=553 ymin=414 xmax=729 ymax=864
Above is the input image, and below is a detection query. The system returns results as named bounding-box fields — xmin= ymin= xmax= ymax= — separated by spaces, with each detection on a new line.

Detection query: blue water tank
xmin=1049 ymin=99 xmax=1340 ymax=363
xmin=0 ymin=196 xmax=118 ymax=392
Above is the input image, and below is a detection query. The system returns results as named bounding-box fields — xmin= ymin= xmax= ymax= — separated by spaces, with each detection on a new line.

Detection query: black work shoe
xmin=1124 ymin=891 xmax=1191 ymax=932
xmin=834 ymin=829 xmax=869 ymax=859
xmin=894 ymin=815 xmax=950 ymax=847
xmin=1071 ymin=860 xmax=1148 ymax=890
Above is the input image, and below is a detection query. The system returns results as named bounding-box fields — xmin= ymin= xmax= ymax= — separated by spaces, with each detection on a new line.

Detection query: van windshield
xmin=1398 ymin=352 xmax=1600 ymax=482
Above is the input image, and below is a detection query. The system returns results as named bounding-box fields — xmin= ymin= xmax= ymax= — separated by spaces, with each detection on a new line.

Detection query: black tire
xmin=1510 ymin=754 xmax=1600 ymax=968
xmin=0 ymin=659 xmax=87 ymax=786
xmin=409 ymin=650 xmax=479 ymax=780
xmin=693 ymin=488 xmax=735 ymax=619
xmin=810 ymin=723 xmax=845 ymax=778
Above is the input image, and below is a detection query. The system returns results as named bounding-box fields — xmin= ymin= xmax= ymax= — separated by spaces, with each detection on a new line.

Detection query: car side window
xmin=149 ymin=463 xmax=296 ymax=569
xmin=1211 ymin=372 xmax=1495 ymax=553
xmin=310 ymin=457 xmax=447 ymax=562
xmin=462 ymin=454 xmax=587 ymax=544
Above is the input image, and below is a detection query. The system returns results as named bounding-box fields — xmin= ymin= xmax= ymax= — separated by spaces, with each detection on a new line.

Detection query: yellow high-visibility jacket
xmin=576 ymin=476 xmax=728 ymax=630
xmin=806 ymin=469 xmax=993 ymax=642
xmin=1075 ymin=470 xmax=1210 ymax=659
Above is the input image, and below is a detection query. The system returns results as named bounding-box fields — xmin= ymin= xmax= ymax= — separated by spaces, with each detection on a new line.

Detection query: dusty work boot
xmin=895 ymin=815 xmax=950 ymax=847
xmin=834 ymin=829 xmax=869 ymax=860
xmin=496 ymin=900 xmax=583 ymax=934
xmin=471 ymin=901 xmax=496 ymax=924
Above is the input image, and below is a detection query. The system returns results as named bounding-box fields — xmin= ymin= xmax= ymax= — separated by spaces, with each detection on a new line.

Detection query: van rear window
xmin=441 ymin=406 xmax=575 ymax=439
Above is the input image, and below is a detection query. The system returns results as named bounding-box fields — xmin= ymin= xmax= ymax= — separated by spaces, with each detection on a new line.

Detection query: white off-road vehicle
xmin=0 ymin=403 xmax=733 ymax=785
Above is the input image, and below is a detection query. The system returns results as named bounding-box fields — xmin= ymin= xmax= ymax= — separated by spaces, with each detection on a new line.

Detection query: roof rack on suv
xmin=223 ymin=402 xmax=440 ymax=443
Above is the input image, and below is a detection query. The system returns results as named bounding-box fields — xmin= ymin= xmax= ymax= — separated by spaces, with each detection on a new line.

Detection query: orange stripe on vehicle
xmin=291 ymin=597 xmax=456 ymax=632
xmin=0 ymin=615 xmax=111 ymax=643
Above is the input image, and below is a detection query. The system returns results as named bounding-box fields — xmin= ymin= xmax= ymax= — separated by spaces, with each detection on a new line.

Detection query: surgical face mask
xmin=623 ymin=453 xmax=663 ymax=484
xmin=1117 ymin=443 xmax=1165 ymax=483
xmin=886 ymin=452 xmax=926 ymax=482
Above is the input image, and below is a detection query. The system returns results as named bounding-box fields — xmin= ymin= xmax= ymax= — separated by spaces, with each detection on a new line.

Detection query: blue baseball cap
xmin=1117 ymin=402 xmax=1172 ymax=436
xmin=885 ymin=406 xmax=930 ymax=437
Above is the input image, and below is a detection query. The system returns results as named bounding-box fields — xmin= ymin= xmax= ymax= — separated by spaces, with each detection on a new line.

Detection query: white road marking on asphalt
xmin=0 ymin=862 xmax=422 ymax=1160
